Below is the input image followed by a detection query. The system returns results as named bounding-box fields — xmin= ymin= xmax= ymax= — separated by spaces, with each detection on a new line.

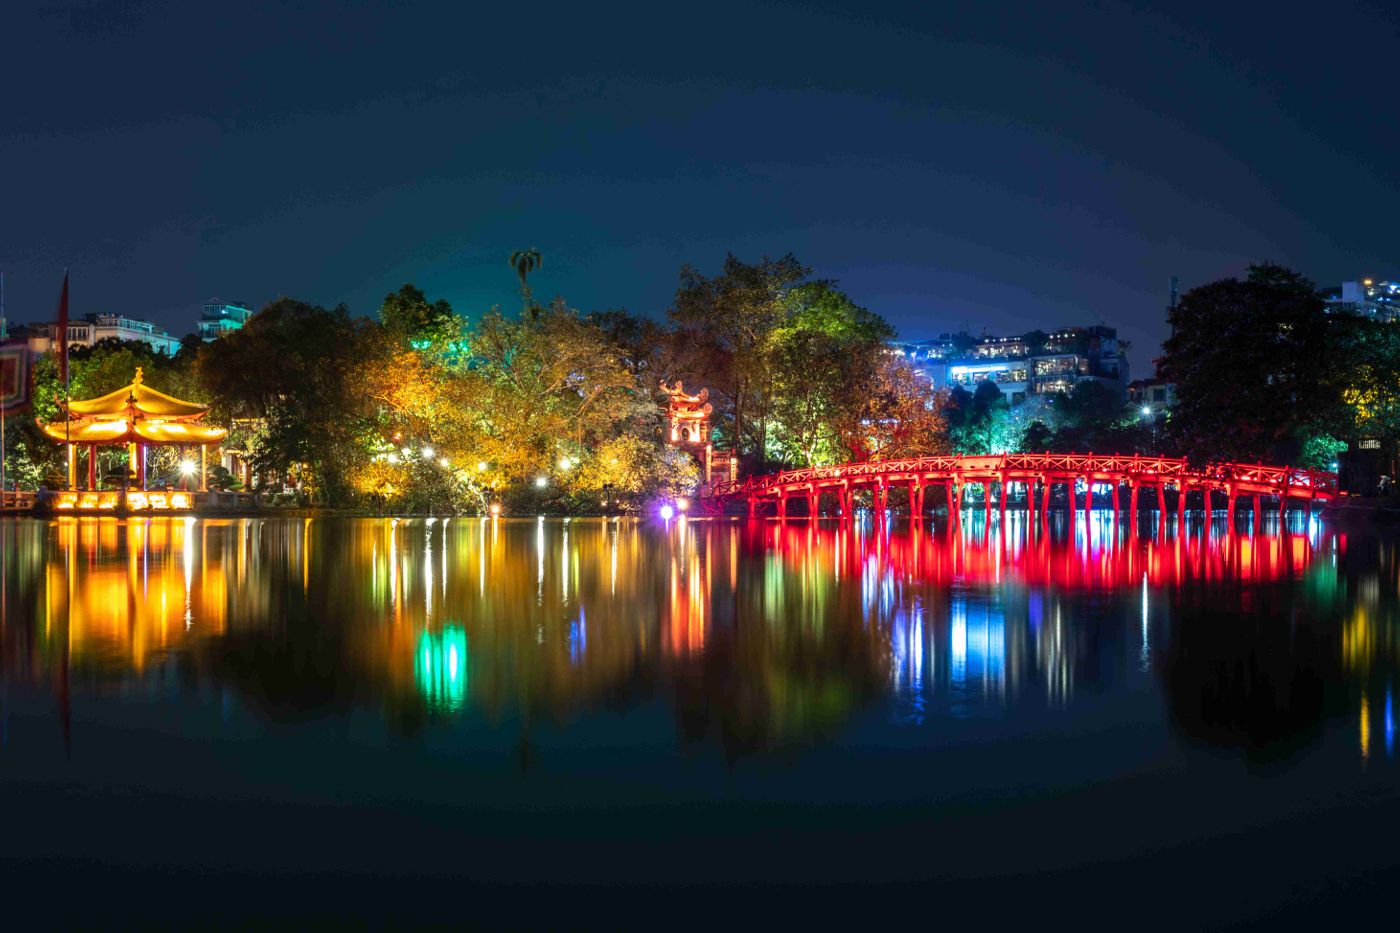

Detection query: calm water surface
xmin=2 ymin=513 xmax=1398 ymax=926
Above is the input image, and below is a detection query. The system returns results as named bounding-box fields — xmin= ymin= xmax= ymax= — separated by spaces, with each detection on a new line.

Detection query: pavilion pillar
xmin=66 ymin=444 xmax=76 ymax=490
xmin=200 ymin=444 xmax=208 ymax=493
xmin=87 ymin=444 xmax=97 ymax=490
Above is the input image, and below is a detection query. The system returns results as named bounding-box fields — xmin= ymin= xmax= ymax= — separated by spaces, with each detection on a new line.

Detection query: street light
xmin=1140 ymin=405 xmax=1151 ymax=417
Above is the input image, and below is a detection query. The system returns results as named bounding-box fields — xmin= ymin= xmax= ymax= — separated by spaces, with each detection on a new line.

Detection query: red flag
xmin=55 ymin=269 xmax=69 ymax=385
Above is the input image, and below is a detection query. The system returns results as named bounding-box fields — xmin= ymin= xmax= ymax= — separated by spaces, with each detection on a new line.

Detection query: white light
xmin=675 ymin=497 xmax=689 ymax=511
xmin=439 ymin=457 xmax=450 ymax=468
xmin=660 ymin=504 xmax=675 ymax=520
xmin=535 ymin=476 xmax=547 ymax=488
xmin=387 ymin=453 xmax=400 ymax=464
xmin=1141 ymin=406 xmax=1152 ymax=416
xmin=179 ymin=460 xmax=196 ymax=476
xmin=401 ymin=447 xmax=412 ymax=457
xmin=422 ymin=446 xmax=435 ymax=458
xmin=490 ymin=503 xmax=502 ymax=516
xmin=559 ymin=456 xmax=573 ymax=470
xmin=477 ymin=461 xmax=488 ymax=472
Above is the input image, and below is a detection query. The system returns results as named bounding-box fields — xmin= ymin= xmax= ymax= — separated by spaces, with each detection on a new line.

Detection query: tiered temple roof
xmin=39 ymin=368 xmax=228 ymax=446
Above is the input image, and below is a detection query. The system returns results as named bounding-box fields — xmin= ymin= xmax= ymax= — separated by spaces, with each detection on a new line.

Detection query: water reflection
xmin=2 ymin=513 xmax=1399 ymax=766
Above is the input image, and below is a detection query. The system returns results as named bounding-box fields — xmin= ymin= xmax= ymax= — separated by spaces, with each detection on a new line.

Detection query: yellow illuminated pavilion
xmin=40 ymin=367 xmax=227 ymax=493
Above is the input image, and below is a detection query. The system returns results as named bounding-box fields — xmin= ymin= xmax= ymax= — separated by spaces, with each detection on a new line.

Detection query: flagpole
xmin=1 ymin=270 xmax=6 ymax=501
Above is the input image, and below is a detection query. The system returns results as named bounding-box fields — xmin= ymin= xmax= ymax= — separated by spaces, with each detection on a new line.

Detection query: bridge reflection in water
xmin=0 ymin=513 xmax=1395 ymax=764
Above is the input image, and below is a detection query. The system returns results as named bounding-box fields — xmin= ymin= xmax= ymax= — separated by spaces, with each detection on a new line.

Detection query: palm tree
xmin=508 ymin=248 xmax=542 ymax=311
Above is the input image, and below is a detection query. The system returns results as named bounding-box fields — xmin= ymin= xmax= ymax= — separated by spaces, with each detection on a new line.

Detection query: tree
xmin=379 ymin=284 xmax=458 ymax=346
xmin=943 ymin=381 xmax=1007 ymax=454
xmin=198 ymin=298 xmax=367 ymax=499
xmin=839 ymin=356 xmax=950 ymax=460
xmin=764 ymin=282 xmax=894 ymax=466
xmin=668 ymin=253 xmax=809 ymax=462
xmin=1159 ymin=264 xmax=1334 ymax=464
xmin=509 ymin=248 xmax=543 ymax=311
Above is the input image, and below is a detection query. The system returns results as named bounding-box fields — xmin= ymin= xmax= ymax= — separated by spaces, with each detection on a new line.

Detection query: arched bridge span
xmin=702 ymin=452 xmax=1337 ymax=520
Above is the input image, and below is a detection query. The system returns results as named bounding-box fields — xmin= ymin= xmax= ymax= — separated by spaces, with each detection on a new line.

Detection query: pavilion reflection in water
xmin=1 ymin=512 xmax=1396 ymax=762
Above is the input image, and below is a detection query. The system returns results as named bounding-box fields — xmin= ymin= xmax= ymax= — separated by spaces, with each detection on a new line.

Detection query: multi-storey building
xmin=892 ymin=325 xmax=1128 ymax=404
xmin=199 ymin=300 xmax=252 ymax=340
xmin=20 ymin=313 xmax=183 ymax=356
xmin=1323 ymin=279 xmax=1400 ymax=322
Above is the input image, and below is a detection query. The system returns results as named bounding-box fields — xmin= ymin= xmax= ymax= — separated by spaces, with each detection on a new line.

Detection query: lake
xmin=1 ymin=513 xmax=1397 ymax=927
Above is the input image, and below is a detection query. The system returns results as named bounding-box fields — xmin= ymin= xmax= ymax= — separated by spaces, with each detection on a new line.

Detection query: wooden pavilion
xmin=38 ymin=368 xmax=227 ymax=511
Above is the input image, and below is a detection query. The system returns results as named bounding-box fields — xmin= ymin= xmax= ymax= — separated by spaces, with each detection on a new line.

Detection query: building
xmin=1323 ymin=279 xmax=1400 ymax=322
xmin=199 ymin=300 xmax=253 ymax=341
xmin=1128 ymin=376 xmax=1176 ymax=410
xmin=20 ymin=313 xmax=182 ymax=356
xmin=892 ymin=325 xmax=1128 ymax=404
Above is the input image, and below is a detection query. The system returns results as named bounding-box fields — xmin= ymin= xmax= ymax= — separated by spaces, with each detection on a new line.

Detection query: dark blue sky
xmin=3 ymin=0 xmax=1396 ymax=372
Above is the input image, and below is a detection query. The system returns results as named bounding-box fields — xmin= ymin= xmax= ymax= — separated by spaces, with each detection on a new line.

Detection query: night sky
xmin=3 ymin=0 xmax=1396 ymax=372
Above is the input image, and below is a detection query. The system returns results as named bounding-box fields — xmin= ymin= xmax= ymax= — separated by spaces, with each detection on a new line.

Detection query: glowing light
xmin=179 ymin=460 xmax=196 ymax=476
xmin=476 ymin=461 xmax=489 ymax=472
xmin=535 ymin=476 xmax=548 ymax=488
xmin=387 ymin=453 xmax=400 ymax=464
xmin=675 ymin=497 xmax=689 ymax=511
xmin=660 ymin=504 xmax=675 ymax=520
xmin=1140 ymin=405 xmax=1151 ymax=416
xmin=439 ymin=457 xmax=450 ymax=468
xmin=490 ymin=503 xmax=502 ymax=517
xmin=559 ymin=456 xmax=573 ymax=470
xmin=422 ymin=445 xmax=434 ymax=458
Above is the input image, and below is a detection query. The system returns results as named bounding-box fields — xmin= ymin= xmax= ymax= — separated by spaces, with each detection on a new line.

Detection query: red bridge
xmin=702 ymin=452 xmax=1337 ymax=521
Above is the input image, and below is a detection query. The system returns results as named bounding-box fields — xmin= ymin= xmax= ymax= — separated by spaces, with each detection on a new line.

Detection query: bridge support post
xmin=1177 ymin=483 xmax=1187 ymax=524
xmin=778 ymin=490 xmax=788 ymax=520
xmin=1111 ymin=481 xmax=1120 ymax=517
xmin=1129 ymin=480 xmax=1138 ymax=519
xmin=838 ymin=482 xmax=851 ymax=519
xmin=1085 ymin=478 xmax=1094 ymax=517
xmin=1226 ymin=485 xmax=1236 ymax=529
xmin=1204 ymin=487 xmax=1213 ymax=521
xmin=875 ymin=481 xmax=889 ymax=516
xmin=983 ymin=482 xmax=992 ymax=523
xmin=999 ymin=476 xmax=1008 ymax=515
xmin=1279 ymin=489 xmax=1288 ymax=528
xmin=807 ymin=484 xmax=819 ymax=520
xmin=913 ymin=482 xmax=925 ymax=517
xmin=1041 ymin=477 xmax=1050 ymax=514
xmin=747 ymin=496 xmax=758 ymax=520
xmin=1251 ymin=494 xmax=1261 ymax=534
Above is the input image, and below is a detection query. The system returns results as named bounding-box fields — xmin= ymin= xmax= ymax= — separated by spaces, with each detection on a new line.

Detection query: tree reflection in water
xmin=1 ymin=513 xmax=1398 ymax=765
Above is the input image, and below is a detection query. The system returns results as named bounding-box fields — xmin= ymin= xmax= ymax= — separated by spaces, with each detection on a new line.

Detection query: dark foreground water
xmin=1 ymin=513 xmax=1398 ymax=927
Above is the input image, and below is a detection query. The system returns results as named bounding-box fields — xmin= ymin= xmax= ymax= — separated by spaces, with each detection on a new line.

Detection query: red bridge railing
xmin=704 ymin=452 xmax=1337 ymax=503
